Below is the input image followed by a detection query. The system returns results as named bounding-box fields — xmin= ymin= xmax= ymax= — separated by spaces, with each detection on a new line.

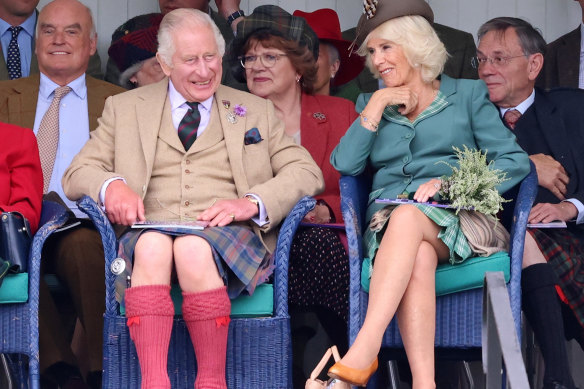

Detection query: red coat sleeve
xmin=0 ymin=123 xmax=43 ymax=234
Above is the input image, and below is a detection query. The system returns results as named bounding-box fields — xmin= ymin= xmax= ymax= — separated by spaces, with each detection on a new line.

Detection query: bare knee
xmin=174 ymin=236 xmax=222 ymax=292
xmin=133 ymin=232 xmax=173 ymax=285
xmin=522 ymin=232 xmax=546 ymax=268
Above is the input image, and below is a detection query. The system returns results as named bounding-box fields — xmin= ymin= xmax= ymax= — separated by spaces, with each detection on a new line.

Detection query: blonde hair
xmin=357 ymin=15 xmax=447 ymax=83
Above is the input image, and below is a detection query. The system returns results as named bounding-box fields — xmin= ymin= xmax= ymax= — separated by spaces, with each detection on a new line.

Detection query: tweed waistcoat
xmin=143 ymin=97 xmax=239 ymax=221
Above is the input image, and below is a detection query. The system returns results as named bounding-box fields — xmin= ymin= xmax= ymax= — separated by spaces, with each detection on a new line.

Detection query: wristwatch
xmin=227 ymin=10 xmax=245 ymax=27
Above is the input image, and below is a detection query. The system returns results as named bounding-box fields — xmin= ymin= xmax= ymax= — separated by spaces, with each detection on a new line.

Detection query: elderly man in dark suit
xmin=537 ymin=0 xmax=584 ymax=89
xmin=0 ymin=0 xmax=124 ymax=387
xmin=478 ymin=16 xmax=583 ymax=389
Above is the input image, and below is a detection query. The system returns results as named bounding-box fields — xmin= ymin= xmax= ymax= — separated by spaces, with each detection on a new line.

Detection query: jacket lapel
xmin=215 ymin=85 xmax=249 ymax=196
xmin=6 ymin=74 xmax=39 ymax=128
xmin=300 ymin=93 xmax=329 ymax=168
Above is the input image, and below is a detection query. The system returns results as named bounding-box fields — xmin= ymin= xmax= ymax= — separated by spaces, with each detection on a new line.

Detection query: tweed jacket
xmin=513 ymin=87 xmax=584 ymax=206
xmin=0 ymin=123 xmax=43 ymax=232
xmin=331 ymin=75 xmax=530 ymax=222
xmin=300 ymin=93 xmax=357 ymax=220
xmin=0 ymin=74 xmax=125 ymax=131
xmin=62 ymin=78 xmax=324 ymax=251
xmin=537 ymin=26 xmax=580 ymax=90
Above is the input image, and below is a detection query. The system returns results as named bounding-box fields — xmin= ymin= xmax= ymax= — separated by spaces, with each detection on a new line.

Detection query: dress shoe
xmin=327 ymin=358 xmax=378 ymax=387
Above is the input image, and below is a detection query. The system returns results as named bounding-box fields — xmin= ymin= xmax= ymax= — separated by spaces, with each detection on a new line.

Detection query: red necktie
xmin=503 ymin=109 xmax=521 ymax=130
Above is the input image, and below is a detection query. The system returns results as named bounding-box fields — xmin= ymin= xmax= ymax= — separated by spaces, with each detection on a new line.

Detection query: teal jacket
xmin=331 ymin=75 xmax=530 ymax=222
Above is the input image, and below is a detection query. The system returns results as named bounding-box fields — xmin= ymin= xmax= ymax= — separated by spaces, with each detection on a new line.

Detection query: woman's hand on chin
xmin=370 ymin=86 xmax=419 ymax=116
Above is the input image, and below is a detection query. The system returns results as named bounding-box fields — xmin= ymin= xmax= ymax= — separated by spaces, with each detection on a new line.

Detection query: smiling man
xmin=477 ymin=17 xmax=584 ymax=389
xmin=0 ymin=0 xmax=124 ymax=387
xmin=63 ymin=8 xmax=323 ymax=388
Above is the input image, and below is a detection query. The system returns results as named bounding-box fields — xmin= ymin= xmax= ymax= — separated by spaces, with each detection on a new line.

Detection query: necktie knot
xmin=9 ymin=26 xmax=22 ymax=38
xmin=178 ymin=102 xmax=201 ymax=151
xmin=503 ymin=109 xmax=521 ymax=130
xmin=54 ymin=85 xmax=73 ymax=100
xmin=186 ymin=101 xmax=199 ymax=111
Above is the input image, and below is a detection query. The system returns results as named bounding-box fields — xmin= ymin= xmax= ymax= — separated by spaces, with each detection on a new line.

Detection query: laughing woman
xmin=328 ymin=0 xmax=530 ymax=387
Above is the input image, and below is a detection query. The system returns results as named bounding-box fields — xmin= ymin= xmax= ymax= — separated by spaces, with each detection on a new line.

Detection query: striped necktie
xmin=178 ymin=101 xmax=200 ymax=151
xmin=7 ymin=26 xmax=23 ymax=80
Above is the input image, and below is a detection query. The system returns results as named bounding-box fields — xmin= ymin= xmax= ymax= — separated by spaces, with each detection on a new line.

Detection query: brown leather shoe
xmin=327 ymin=358 xmax=378 ymax=387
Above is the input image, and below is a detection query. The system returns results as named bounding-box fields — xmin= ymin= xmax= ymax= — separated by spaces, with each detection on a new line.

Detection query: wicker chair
xmin=339 ymin=162 xmax=538 ymax=387
xmin=0 ymin=201 xmax=70 ymax=389
xmin=77 ymin=195 xmax=316 ymax=389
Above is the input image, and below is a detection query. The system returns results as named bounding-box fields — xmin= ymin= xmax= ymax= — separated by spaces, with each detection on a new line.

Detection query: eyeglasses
xmin=239 ymin=53 xmax=287 ymax=69
xmin=471 ymin=54 xmax=526 ymax=69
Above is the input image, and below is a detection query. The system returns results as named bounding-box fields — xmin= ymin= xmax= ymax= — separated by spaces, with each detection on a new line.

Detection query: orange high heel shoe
xmin=327 ymin=358 xmax=378 ymax=387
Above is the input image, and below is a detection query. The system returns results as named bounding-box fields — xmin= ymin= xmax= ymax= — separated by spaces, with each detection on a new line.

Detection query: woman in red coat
xmin=0 ymin=122 xmax=43 ymax=234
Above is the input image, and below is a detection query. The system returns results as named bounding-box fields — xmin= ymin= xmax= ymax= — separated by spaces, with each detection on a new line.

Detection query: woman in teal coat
xmin=327 ymin=1 xmax=530 ymax=387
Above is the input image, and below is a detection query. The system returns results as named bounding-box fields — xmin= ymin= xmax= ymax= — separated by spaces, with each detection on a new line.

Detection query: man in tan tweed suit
xmin=63 ymin=8 xmax=323 ymax=389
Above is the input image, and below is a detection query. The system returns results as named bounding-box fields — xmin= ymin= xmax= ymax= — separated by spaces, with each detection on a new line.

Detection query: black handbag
xmin=0 ymin=212 xmax=32 ymax=273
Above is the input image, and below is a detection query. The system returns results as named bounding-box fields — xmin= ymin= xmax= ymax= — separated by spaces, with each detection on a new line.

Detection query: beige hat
xmin=352 ymin=0 xmax=434 ymax=49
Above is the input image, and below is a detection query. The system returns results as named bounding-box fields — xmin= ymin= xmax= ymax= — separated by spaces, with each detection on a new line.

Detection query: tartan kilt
xmin=530 ymin=225 xmax=584 ymax=328
xmin=117 ymin=225 xmax=274 ymax=300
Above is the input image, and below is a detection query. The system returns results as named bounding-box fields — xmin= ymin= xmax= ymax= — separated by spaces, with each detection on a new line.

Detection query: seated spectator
xmin=63 ymin=8 xmax=324 ymax=389
xmin=293 ymin=8 xmax=364 ymax=96
xmin=477 ymin=16 xmax=583 ymax=389
xmin=107 ymin=13 xmax=165 ymax=89
xmin=227 ymin=5 xmax=358 ymax=383
xmin=0 ymin=122 xmax=42 ymax=233
xmin=328 ymin=0 xmax=529 ymax=387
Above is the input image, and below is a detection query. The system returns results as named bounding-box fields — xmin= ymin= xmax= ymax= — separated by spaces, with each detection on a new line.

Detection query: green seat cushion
xmin=120 ymin=283 xmax=274 ymax=318
xmin=0 ymin=273 xmax=29 ymax=303
xmin=361 ymin=251 xmax=510 ymax=296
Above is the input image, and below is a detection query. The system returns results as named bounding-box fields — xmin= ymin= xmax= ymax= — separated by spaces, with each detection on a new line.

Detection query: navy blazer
xmin=513 ymin=88 xmax=584 ymax=205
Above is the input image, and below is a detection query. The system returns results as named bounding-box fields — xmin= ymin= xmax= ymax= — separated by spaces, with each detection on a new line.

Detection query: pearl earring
xmin=331 ymin=72 xmax=336 ymax=79
xmin=296 ymin=76 xmax=301 ymax=83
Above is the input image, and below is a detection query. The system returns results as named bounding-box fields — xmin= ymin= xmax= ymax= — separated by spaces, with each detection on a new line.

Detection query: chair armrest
xmin=272 ymin=196 xmax=316 ymax=318
xmin=77 ymin=195 xmax=118 ymax=315
xmin=507 ymin=161 xmax=538 ymax=338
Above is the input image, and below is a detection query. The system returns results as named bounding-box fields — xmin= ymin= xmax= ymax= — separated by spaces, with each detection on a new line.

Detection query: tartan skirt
xmin=117 ymin=225 xmax=274 ymax=300
xmin=530 ymin=226 xmax=584 ymax=328
xmin=365 ymin=204 xmax=475 ymax=265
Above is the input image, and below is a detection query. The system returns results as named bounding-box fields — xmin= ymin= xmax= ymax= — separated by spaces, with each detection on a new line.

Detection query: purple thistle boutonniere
xmin=234 ymin=104 xmax=246 ymax=117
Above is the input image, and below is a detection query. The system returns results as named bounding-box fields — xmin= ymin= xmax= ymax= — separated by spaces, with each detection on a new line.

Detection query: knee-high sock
xmin=522 ymin=263 xmax=575 ymax=388
xmin=182 ymin=287 xmax=231 ymax=389
xmin=125 ymin=284 xmax=173 ymax=389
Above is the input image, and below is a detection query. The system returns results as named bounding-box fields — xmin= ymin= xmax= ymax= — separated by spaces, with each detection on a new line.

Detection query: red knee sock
xmin=125 ymin=284 xmax=174 ymax=389
xmin=182 ymin=286 xmax=231 ymax=389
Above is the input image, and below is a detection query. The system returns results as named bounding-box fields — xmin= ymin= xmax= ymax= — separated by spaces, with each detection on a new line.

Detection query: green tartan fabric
xmin=384 ymin=90 xmax=449 ymax=126
xmin=364 ymin=204 xmax=472 ymax=265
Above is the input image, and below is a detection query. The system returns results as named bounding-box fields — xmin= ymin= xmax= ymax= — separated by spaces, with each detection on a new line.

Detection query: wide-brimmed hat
xmin=108 ymin=13 xmax=163 ymax=74
xmin=228 ymin=5 xmax=319 ymax=83
xmin=353 ymin=0 xmax=434 ymax=49
xmin=293 ymin=8 xmax=365 ymax=86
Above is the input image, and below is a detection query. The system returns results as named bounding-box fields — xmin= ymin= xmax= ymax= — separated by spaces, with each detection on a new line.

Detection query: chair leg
xmin=0 ymin=354 xmax=13 ymax=389
xmin=461 ymin=361 xmax=474 ymax=389
xmin=386 ymin=361 xmax=400 ymax=389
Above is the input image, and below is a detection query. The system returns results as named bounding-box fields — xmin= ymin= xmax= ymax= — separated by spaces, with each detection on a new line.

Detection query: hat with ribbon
xmin=228 ymin=5 xmax=319 ymax=83
xmin=293 ymin=8 xmax=365 ymax=86
xmin=352 ymin=0 xmax=434 ymax=50
xmin=108 ymin=13 xmax=164 ymax=74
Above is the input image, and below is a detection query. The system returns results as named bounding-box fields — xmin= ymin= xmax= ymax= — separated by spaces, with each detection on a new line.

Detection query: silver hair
xmin=119 ymin=60 xmax=145 ymax=89
xmin=157 ymin=8 xmax=225 ymax=68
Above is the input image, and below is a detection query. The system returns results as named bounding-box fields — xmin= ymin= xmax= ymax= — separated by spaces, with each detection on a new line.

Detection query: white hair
xmin=157 ymin=8 xmax=225 ymax=67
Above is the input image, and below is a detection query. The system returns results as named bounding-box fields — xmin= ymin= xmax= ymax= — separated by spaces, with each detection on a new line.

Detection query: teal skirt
xmin=364 ymin=204 xmax=474 ymax=265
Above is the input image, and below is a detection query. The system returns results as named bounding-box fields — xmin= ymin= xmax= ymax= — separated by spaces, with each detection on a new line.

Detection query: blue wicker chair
xmin=0 ymin=201 xmax=70 ymax=389
xmin=340 ymin=162 xmax=538 ymax=387
xmin=77 ymin=195 xmax=316 ymax=389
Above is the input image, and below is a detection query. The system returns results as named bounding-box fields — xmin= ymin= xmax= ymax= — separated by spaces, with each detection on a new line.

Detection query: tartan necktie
xmin=178 ymin=101 xmax=200 ymax=151
xmin=36 ymin=86 xmax=72 ymax=193
xmin=503 ymin=109 xmax=521 ymax=130
xmin=7 ymin=26 xmax=23 ymax=80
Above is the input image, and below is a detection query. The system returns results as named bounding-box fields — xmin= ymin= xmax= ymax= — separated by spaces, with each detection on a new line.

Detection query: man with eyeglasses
xmin=477 ymin=17 xmax=584 ymax=389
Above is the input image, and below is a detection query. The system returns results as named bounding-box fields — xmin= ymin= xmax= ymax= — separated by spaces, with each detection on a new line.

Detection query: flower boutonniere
xmin=222 ymin=100 xmax=247 ymax=124
xmin=437 ymin=146 xmax=510 ymax=216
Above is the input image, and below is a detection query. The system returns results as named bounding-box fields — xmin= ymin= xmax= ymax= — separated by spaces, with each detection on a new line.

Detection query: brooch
xmin=222 ymin=100 xmax=247 ymax=124
xmin=313 ymin=112 xmax=326 ymax=121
